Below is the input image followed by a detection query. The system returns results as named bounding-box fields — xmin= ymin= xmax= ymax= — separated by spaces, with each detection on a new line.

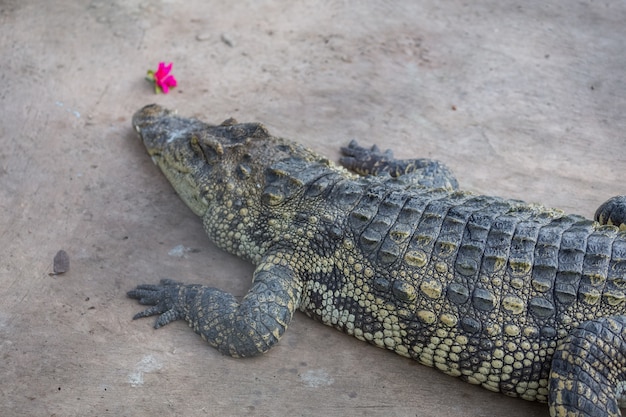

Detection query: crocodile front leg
xmin=549 ymin=316 xmax=626 ymax=417
xmin=128 ymin=254 xmax=302 ymax=358
xmin=339 ymin=139 xmax=459 ymax=190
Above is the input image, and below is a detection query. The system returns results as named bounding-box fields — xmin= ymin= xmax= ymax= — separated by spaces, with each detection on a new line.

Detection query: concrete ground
xmin=1 ymin=1 xmax=624 ymax=416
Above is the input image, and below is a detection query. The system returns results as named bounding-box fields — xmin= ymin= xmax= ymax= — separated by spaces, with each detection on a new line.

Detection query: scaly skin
xmin=128 ymin=104 xmax=626 ymax=416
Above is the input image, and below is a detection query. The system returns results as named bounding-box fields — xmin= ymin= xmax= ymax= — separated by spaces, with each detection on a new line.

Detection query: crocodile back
xmin=268 ymin=158 xmax=626 ymax=400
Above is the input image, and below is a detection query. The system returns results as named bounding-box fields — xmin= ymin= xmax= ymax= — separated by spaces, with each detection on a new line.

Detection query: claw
xmin=132 ymin=304 xmax=165 ymax=320
xmin=128 ymin=279 xmax=185 ymax=328
xmin=340 ymin=140 xmax=364 ymax=155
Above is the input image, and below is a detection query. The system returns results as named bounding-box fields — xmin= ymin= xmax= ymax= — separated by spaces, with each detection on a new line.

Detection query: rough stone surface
xmin=0 ymin=1 xmax=624 ymax=416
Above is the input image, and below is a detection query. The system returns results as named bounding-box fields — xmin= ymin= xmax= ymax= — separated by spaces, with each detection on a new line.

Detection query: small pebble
xmin=195 ymin=33 xmax=211 ymax=41
xmin=52 ymin=250 xmax=70 ymax=275
xmin=220 ymin=33 xmax=235 ymax=47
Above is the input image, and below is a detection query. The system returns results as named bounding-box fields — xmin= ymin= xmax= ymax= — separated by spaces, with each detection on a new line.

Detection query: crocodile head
xmin=132 ymin=104 xmax=302 ymax=219
xmin=132 ymin=104 xmax=222 ymax=216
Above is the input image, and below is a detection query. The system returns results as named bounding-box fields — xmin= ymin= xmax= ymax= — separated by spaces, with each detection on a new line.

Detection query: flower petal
xmin=155 ymin=62 xmax=172 ymax=80
xmin=163 ymin=75 xmax=177 ymax=87
xmin=148 ymin=62 xmax=176 ymax=94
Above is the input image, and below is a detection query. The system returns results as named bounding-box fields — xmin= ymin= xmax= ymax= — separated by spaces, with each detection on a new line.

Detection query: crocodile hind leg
xmin=339 ymin=140 xmax=459 ymax=190
xmin=596 ymin=196 xmax=626 ymax=230
xmin=128 ymin=255 xmax=302 ymax=358
xmin=549 ymin=316 xmax=626 ymax=417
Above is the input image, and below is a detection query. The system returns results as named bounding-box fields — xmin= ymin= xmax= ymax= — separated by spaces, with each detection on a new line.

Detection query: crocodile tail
xmin=548 ymin=316 xmax=626 ymax=417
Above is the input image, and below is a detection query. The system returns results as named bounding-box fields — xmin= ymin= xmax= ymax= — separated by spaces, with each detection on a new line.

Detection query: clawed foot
xmin=127 ymin=279 xmax=188 ymax=328
xmin=339 ymin=140 xmax=395 ymax=176
xmin=595 ymin=196 xmax=626 ymax=230
xmin=340 ymin=140 xmax=459 ymax=190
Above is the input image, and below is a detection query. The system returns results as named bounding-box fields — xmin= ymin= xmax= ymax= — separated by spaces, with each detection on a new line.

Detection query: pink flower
xmin=146 ymin=62 xmax=178 ymax=94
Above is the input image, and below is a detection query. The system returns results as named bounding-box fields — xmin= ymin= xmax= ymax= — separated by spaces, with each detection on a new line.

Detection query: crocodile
xmin=127 ymin=104 xmax=626 ymax=417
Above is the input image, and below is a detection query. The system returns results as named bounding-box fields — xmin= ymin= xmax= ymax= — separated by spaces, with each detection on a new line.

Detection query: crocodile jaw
xmin=132 ymin=104 xmax=210 ymax=217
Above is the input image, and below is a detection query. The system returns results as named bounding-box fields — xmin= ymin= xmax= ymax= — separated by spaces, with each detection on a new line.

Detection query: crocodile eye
xmin=190 ymin=133 xmax=223 ymax=163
